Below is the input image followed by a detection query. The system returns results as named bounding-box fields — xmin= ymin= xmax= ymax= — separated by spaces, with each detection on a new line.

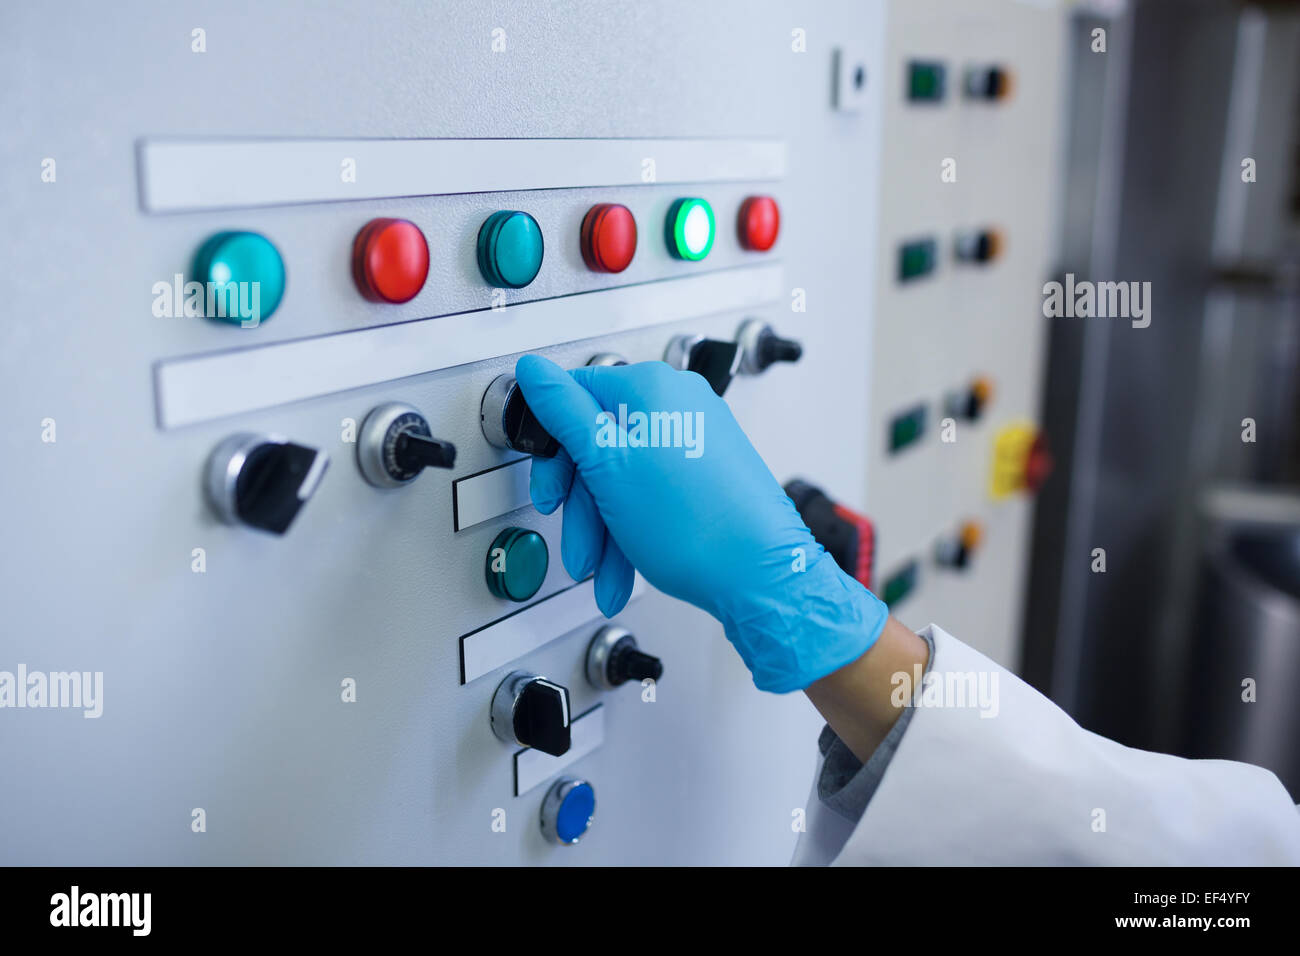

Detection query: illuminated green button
xmin=191 ymin=231 xmax=286 ymax=325
xmin=477 ymin=211 xmax=545 ymax=288
xmin=665 ymin=198 xmax=716 ymax=261
xmin=485 ymin=527 xmax=549 ymax=602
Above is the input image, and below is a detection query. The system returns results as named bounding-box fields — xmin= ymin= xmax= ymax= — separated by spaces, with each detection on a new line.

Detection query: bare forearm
xmin=804 ymin=616 xmax=930 ymax=763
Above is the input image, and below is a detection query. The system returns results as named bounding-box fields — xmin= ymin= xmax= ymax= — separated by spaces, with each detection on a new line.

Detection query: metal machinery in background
xmin=0 ymin=0 xmax=1067 ymax=864
xmin=1023 ymin=0 xmax=1300 ymax=792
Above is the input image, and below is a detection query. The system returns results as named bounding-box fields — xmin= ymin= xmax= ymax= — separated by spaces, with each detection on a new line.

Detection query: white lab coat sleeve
xmin=790 ymin=765 xmax=857 ymax=867
xmin=796 ymin=623 xmax=1300 ymax=865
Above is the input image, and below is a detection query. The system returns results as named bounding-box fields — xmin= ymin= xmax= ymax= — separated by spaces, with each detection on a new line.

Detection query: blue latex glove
xmin=514 ymin=354 xmax=888 ymax=693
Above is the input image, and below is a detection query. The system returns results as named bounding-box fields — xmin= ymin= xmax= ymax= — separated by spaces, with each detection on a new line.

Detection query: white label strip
xmin=140 ymin=138 xmax=787 ymax=213
xmin=515 ymin=705 xmax=605 ymax=797
xmin=453 ymin=458 xmax=533 ymax=533
xmin=155 ymin=263 xmax=782 ymax=429
xmin=460 ymin=576 xmax=647 ymax=686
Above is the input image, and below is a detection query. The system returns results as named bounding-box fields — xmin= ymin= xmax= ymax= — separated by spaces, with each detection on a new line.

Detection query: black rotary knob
xmin=206 ymin=433 xmax=330 ymax=535
xmin=586 ymin=626 xmax=664 ymax=690
xmin=357 ymin=402 xmax=456 ymax=487
xmin=480 ymin=373 xmax=560 ymax=458
xmin=737 ymin=319 xmax=803 ymax=375
xmin=664 ymin=334 xmax=741 ymax=396
xmin=610 ymin=646 xmax=663 ymax=684
xmin=491 ymin=671 xmax=571 ymax=757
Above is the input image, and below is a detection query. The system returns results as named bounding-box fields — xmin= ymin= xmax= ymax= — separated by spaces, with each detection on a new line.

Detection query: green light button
xmin=485 ymin=526 xmax=549 ymax=602
xmin=191 ymin=231 xmax=286 ymax=325
xmin=907 ymin=61 xmax=947 ymax=102
xmin=665 ymin=198 xmax=715 ymax=261
xmin=477 ymin=211 xmax=545 ymax=288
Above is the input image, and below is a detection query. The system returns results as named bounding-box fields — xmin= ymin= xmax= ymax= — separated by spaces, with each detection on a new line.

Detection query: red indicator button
xmin=352 ymin=218 xmax=429 ymax=303
xmin=738 ymin=196 xmax=780 ymax=252
xmin=580 ymin=203 xmax=637 ymax=273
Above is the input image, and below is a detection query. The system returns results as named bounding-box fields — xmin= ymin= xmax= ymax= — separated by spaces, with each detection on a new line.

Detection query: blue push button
xmin=541 ymin=777 xmax=596 ymax=846
xmin=477 ymin=210 xmax=545 ymax=289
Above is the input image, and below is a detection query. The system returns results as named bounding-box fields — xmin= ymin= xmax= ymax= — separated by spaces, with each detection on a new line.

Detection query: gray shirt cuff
xmin=815 ymin=628 xmax=937 ymax=824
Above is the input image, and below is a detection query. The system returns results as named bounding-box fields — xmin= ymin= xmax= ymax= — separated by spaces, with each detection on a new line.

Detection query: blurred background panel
xmin=1024 ymin=0 xmax=1300 ymax=796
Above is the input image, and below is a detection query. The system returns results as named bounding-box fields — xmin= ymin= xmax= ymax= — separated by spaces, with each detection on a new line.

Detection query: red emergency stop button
xmin=738 ymin=196 xmax=780 ymax=252
xmin=580 ymin=203 xmax=637 ymax=273
xmin=352 ymin=218 xmax=429 ymax=303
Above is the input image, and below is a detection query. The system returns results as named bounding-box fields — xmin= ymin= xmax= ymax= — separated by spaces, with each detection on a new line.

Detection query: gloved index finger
xmin=514 ymin=354 xmax=606 ymax=468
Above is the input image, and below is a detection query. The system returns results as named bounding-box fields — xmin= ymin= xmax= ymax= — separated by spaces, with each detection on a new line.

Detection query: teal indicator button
xmin=191 ymin=231 xmax=286 ymax=325
xmin=665 ymin=198 xmax=716 ymax=261
xmin=477 ymin=211 xmax=545 ymax=288
xmin=486 ymin=526 xmax=549 ymax=602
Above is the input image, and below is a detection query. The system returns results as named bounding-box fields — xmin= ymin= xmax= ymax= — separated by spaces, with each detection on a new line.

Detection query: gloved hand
xmin=514 ymin=354 xmax=888 ymax=693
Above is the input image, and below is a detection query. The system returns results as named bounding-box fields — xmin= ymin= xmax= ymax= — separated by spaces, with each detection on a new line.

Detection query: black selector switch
xmin=664 ymin=334 xmax=741 ymax=396
xmin=784 ymin=478 xmax=875 ymax=589
xmin=395 ymin=430 xmax=456 ymax=471
xmin=481 ymin=373 xmax=560 ymax=458
xmin=357 ymin=402 xmax=456 ymax=488
xmin=491 ymin=670 xmax=571 ymax=757
xmin=737 ymin=319 xmax=803 ymax=375
xmin=206 ymin=433 xmax=330 ymax=535
xmin=586 ymin=625 xmax=663 ymax=690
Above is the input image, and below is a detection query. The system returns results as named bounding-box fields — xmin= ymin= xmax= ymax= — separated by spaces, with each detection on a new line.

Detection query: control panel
xmin=1 ymin=0 xmax=1065 ymax=864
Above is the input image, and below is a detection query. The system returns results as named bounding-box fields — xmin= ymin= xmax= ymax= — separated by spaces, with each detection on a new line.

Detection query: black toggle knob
xmin=738 ymin=319 xmax=804 ymax=375
xmin=394 ymin=430 xmax=457 ymax=472
xmin=358 ymin=402 xmax=456 ymax=488
xmin=206 ymin=433 xmax=330 ymax=535
xmin=481 ymin=373 xmax=560 ymax=458
xmin=757 ymin=333 xmax=802 ymax=368
xmin=611 ymin=647 xmax=664 ymax=684
xmin=664 ymin=334 xmax=741 ymax=396
xmin=586 ymin=626 xmax=664 ymax=690
xmin=491 ymin=671 xmax=571 ymax=757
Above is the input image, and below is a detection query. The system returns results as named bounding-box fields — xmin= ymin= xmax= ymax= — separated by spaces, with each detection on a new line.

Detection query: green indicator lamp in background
xmin=882 ymin=561 xmax=919 ymax=607
xmin=665 ymin=198 xmax=716 ymax=261
xmin=485 ymin=526 xmax=549 ymax=602
xmin=907 ymin=61 xmax=947 ymax=102
xmin=889 ymin=403 xmax=928 ymax=452
xmin=898 ymin=238 xmax=938 ymax=281
xmin=191 ymin=231 xmax=286 ymax=325
xmin=477 ymin=210 xmax=545 ymax=288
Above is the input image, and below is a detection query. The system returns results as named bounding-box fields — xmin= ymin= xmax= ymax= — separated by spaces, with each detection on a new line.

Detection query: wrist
xmin=805 ymin=616 xmax=931 ymax=762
